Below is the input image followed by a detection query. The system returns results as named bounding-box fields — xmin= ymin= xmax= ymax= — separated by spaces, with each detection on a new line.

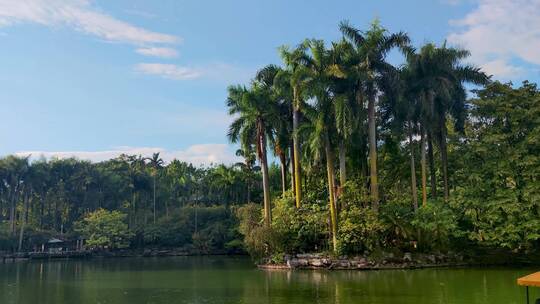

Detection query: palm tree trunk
xmin=290 ymin=142 xmax=296 ymax=195
xmin=279 ymin=152 xmax=287 ymax=197
xmin=132 ymin=192 xmax=137 ymax=228
xmin=0 ymin=192 xmax=3 ymax=222
xmin=357 ymin=92 xmax=370 ymax=191
xmin=9 ymin=191 xmax=15 ymax=235
xmin=260 ymin=133 xmax=272 ymax=227
xmin=339 ymin=140 xmax=347 ymax=187
xmin=338 ymin=140 xmax=347 ymax=211
xmin=144 ymin=193 xmax=148 ymax=225
xmin=17 ymin=193 xmax=28 ymax=252
xmin=292 ymin=89 xmax=302 ymax=208
xmin=360 ymin=135 xmax=369 ymax=189
xmin=408 ymin=123 xmax=418 ymax=211
xmin=427 ymin=131 xmax=437 ymax=198
xmin=246 ymin=179 xmax=251 ymax=203
xmin=367 ymin=96 xmax=379 ymax=211
xmin=438 ymin=124 xmax=449 ymax=201
xmin=325 ymin=132 xmax=338 ymax=253
xmin=420 ymin=126 xmax=428 ymax=207
xmin=153 ymin=175 xmax=156 ymax=224
xmin=39 ymin=197 xmax=44 ymax=229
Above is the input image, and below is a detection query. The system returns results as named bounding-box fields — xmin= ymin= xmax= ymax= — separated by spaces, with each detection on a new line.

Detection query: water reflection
xmin=0 ymin=257 xmax=535 ymax=304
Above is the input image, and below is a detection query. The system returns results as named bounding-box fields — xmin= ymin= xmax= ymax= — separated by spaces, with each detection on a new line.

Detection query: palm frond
xmin=339 ymin=20 xmax=365 ymax=46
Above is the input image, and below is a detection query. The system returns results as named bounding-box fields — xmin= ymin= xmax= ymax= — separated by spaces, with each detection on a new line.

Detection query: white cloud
xmin=0 ymin=1 xmax=252 ymax=83
xmin=134 ymin=62 xmax=254 ymax=82
xmin=135 ymin=63 xmax=202 ymax=80
xmin=0 ymin=0 xmax=179 ymax=45
xmin=480 ymin=59 xmax=526 ymax=79
xmin=136 ymin=47 xmax=178 ymax=58
xmin=15 ymin=144 xmax=241 ymax=166
xmin=448 ymin=0 xmax=540 ymax=80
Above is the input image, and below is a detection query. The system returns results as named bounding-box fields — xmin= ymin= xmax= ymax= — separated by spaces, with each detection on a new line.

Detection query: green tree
xmin=302 ymin=39 xmax=341 ymax=252
xmin=453 ymin=81 xmax=540 ymax=251
xmin=75 ymin=209 xmax=133 ymax=249
xmin=329 ymin=39 xmax=358 ymax=190
xmin=255 ymin=64 xmax=292 ymax=197
xmin=234 ymin=147 xmax=258 ymax=203
xmin=227 ymin=83 xmax=278 ymax=226
xmin=340 ymin=19 xmax=411 ymax=210
xmin=407 ymin=43 xmax=488 ymax=201
xmin=146 ymin=152 xmax=164 ymax=223
xmin=279 ymin=41 xmax=310 ymax=208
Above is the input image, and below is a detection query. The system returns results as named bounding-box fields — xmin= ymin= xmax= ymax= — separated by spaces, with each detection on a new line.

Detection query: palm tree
xmin=378 ymin=61 xmax=421 ymax=210
xmin=302 ymin=39 xmax=340 ymax=252
xmin=211 ymin=164 xmax=239 ymax=204
xmin=407 ymin=43 xmax=488 ymax=201
xmin=279 ymin=41 xmax=310 ymax=208
xmin=340 ymin=19 xmax=411 ymax=211
xmin=328 ymin=39 xmax=359 ymax=191
xmin=146 ymin=152 xmax=164 ymax=224
xmin=227 ymin=83 xmax=278 ymax=227
xmin=273 ymin=67 xmax=296 ymax=195
xmin=397 ymin=51 xmax=431 ymax=207
xmin=255 ymin=64 xmax=291 ymax=197
xmin=234 ymin=147 xmax=257 ymax=202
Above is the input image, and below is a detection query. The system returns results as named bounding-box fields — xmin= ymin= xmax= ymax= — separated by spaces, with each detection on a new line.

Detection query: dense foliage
xmin=0 ymin=154 xmax=267 ymax=252
xmin=1 ymin=21 xmax=538 ymax=261
xmin=232 ymin=21 xmax=539 ymax=260
xmin=75 ymin=209 xmax=133 ymax=249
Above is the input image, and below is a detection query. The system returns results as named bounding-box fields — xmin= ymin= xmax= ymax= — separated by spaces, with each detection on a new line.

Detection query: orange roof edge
xmin=517 ymin=272 xmax=540 ymax=287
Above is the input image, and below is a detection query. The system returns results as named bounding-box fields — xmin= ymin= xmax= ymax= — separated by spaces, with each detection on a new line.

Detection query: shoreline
xmin=258 ymin=262 xmax=473 ymax=271
xmin=256 ymin=252 xmax=540 ymax=271
xmin=3 ymin=250 xmax=538 ymax=271
xmin=1 ymin=249 xmax=247 ymax=264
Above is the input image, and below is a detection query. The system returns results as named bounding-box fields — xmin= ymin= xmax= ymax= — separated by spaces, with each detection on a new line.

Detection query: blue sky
xmin=0 ymin=0 xmax=538 ymax=165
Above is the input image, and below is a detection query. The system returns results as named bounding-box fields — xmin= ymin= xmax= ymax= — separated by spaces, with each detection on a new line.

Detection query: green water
xmin=0 ymin=256 xmax=536 ymax=304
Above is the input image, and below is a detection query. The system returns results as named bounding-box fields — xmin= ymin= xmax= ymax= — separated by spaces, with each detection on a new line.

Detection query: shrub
xmin=236 ymin=203 xmax=279 ymax=260
xmin=411 ymin=203 xmax=460 ymax=251
xmin=271 ymin=194 xmax=328 ymax=253
xmin=380 ymin=203 xmax=415 ymax=250
xmin=0 ymin=222 xmax=17 ymax=252
xmin=339 ymin=179 xmax=371 ymax=208
xmin=141 ymin=205 xmax=239 ymax=252
xmin=337 ymin=204 xmax=387 ymax=255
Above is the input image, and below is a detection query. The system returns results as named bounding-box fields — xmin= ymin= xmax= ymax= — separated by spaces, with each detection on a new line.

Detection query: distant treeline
xmin=0 ymin=154 xmax=280 ymax=252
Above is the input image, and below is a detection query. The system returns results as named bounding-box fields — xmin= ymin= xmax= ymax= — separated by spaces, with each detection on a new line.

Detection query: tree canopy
xmin=1 ymin=20 xmax=538 ymax=260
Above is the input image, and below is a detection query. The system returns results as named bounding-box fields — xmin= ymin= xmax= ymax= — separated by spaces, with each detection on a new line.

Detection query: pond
xmin=0 ymin=256 xmax=536 ymax=304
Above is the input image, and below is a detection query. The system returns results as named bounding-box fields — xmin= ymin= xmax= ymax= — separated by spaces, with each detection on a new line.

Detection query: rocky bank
xmin=258 ymin=252 xmax=470 ymax=270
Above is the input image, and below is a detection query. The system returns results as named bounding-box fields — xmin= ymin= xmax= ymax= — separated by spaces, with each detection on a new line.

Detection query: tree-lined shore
xmin=1 ymin=20 xmax=538 ymax=263
xmin=0 ymin=154 xmax=268 ymax=253
xmin=229 ymin=20 xmax=540 ymax=260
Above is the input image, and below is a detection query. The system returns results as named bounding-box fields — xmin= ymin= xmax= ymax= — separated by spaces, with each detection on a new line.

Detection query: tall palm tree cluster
xmin=227 ymin=20 xmax=488 ymax=252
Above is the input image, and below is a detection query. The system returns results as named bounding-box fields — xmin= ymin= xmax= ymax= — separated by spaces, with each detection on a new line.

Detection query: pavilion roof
xmin=518 ymin=272 xmax=540 ymax=287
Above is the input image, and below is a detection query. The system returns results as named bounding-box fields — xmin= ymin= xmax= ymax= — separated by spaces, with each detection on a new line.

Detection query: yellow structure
xmin=518 ymin=272 xmax=540 ymax=303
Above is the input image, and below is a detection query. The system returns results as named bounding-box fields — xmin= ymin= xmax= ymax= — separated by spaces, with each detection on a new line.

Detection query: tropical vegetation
xmin=230 ymin=20 xmax=539 ymax=259
xmin=0 ymin=20 xmax=538 ymax=261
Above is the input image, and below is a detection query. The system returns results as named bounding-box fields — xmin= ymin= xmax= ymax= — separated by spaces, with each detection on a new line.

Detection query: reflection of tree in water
xmin=0 ymin=258 xmax=535 ymax=304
